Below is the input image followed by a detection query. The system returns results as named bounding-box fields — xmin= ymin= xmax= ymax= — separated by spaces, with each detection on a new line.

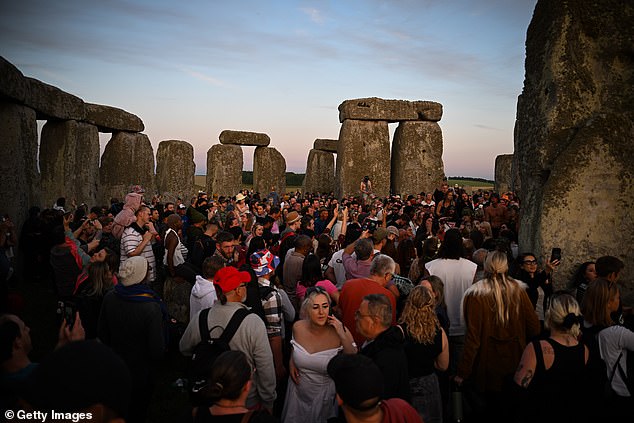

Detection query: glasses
xmin=306 ymin=286 xmax=327 ymax=296
xmin=523 ymin=260 xmax=537 ymax=265
xmin=354 ymin=310 xmax=373 ymax=319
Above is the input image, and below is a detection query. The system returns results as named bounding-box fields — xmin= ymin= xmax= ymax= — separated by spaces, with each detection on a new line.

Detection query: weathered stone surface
xmin=313 ymin=138 xmax=338 ymax=153
xmin=156 ymin=140 xmax=195 ymax=203
xmin=0 ymin=102 xmax=39 ymax=231
xmin=219 ymin=130 xmax=270 ymax=146
xmin=515 ymin=0 xmax=634 ymax=303
xmin=336 ymin=120 xmax=390 ymax=198
xmin=84 ymin=103 xmax=144 ymax=132
xmin=494 ymin=154 xmax=514 ymax=194
xmin=163 ymin=276 xmax=191 ymax=324
xmin=24 ymin=77 xmax=85 ymax=121
xmin=99 ymin=132 xmax=155 ymax=204
xmin=303 ymin=149 xmax=335 ymax=195
xmin=391 ymin=121 xmax=445 ymax=196
xmin=253 ymin=147 xmax=286 ymax=196
xmin=0 ymin=56 xmax=28 ymax=103
xmin=338 ymin=98 xmax=443 ymax=123
xmin=206 ymin=144 xmax=243 ymax=197
xmin=40 ymin=120 xmax=100 ymax=208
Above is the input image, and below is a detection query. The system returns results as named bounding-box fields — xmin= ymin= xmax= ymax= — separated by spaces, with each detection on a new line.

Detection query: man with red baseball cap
xmin=179 ymin=265 xmax=277 ymax=411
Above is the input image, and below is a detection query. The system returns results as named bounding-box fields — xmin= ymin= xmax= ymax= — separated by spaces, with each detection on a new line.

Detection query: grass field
xmin=194 ymin=175 xmax=493 ymax=195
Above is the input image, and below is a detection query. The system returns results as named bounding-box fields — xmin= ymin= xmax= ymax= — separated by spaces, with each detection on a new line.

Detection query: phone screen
xmin=550 ymin=248 xmax=562 ymax=262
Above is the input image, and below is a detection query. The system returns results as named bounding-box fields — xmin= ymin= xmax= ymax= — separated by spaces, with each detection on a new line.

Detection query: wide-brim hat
xmin=235 ymin=193 xmax=246 ymax=202
xmin=250 ymin=249 xmax=280 ymax=277
xmin=285 ymin=211 xmax=301 ymax=224
xmin=119 ymin=256 xmax=148 ymax=286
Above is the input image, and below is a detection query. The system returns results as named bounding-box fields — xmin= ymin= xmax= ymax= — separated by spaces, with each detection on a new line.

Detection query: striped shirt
xmin=120 ymin=224 xmax=156 ymax=283
xmin=258 ymin=277 xmax=282 ymax=338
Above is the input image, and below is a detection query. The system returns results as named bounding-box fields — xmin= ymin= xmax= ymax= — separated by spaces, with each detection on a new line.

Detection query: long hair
xmin=582 ymin=278 xmax=618 ymax=328
xmin=478 ymin=250 xmax=523 ymax=326
xmin=299 ymin=254 xmax=323 ymax=288
xmin=399 ymin=285 xmax=440 ymax=344
xmin=84 ymin=261 xmax=113 ymax=297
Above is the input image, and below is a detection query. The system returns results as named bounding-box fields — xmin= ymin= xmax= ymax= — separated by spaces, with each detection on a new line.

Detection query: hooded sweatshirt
xmin=112 ymin=193 xmax=143 ymax=239
xmin=189 ymin=275 xmax=218 ymax=320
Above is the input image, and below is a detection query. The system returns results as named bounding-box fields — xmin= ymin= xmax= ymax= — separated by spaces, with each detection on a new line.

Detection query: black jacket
xmin=361 ymin=325 xmax=411 ymax=402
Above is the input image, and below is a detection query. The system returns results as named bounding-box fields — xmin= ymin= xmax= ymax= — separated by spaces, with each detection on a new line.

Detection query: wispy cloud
xmin=181 ymin=68 xmax=229 ymax=88
xmin=473 ymin=124 xmax=503 ymax=131
xmin=301 ymin=7 xmax=325 ymax=24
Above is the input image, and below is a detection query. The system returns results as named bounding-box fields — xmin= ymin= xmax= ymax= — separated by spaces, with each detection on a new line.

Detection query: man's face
xmin=8 ymin=315 xmax=32 ymax=354
xmin=218 ymin=241 xmax=234 ymax=259
xmin=441 ymin=184 xmax=448 ymax=193
xmin=319 ymin=210 xmax=328 ymax=220
xmin=177 ymin=208 xmax=186 ymax=216
xmin=355 ymin=300 xmax=374 ymax=340
xmin=151 ymin=210 xmax=159 ymax=221
xmin=137 ymin=208 xmax=151 ymax=224
xmin=166 ymin=204 xmax=175 ymax=212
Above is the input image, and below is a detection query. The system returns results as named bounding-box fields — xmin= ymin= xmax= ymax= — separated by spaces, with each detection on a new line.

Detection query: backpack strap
xmin=198 ymin=308 xmax=212 ymax=342
xmin=219 ymin=308 xmax=250 ymax=344
xmin=259 ymin=285 xmax=275 ymax=300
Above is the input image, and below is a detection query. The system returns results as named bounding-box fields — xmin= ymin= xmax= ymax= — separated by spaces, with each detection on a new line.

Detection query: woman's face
xmin=585 ymin=263 xmax=597 ymax=282
xmin=446 ymin=192 xmax=454 ymax=201
xmin=255 ymin=225 xmax=264 ymax=236
xmin=309 ymin=293 xmax=330 ymax=326
xmin=90 ymin=249 xmax=107 ymax=263
xmin=521 ymin=255 xmax=538 ymax=275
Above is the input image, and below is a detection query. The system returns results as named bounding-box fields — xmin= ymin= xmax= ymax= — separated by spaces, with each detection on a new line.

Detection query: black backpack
xmin=188 ymin=307 xmax=250 ymax=406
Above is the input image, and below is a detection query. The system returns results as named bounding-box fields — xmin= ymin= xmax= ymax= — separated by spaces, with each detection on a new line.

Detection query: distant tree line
xmin=241 ymin=171 xmax=305 ymax=186
xmin=448 ymin=176 xmax=494 ymax=184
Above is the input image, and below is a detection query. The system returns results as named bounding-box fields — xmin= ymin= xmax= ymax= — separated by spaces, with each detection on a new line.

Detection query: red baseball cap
xmin=214 ymin=266 xmax=251 ymax=293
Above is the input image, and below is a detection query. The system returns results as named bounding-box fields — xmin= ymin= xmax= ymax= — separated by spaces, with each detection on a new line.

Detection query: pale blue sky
xmin=1 ymin=0 xmax=537 ymax=179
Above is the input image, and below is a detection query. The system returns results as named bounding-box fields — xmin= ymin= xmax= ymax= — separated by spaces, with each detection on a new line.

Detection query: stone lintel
xmin=338 ymin=97 xmax=443 ymax=123
xmin=219 ymin=130 xmax=270 ymax=146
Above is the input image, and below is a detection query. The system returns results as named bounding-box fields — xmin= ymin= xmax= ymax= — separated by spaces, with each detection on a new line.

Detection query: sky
xmin=0 ymin=0 xmax=537 ymax=179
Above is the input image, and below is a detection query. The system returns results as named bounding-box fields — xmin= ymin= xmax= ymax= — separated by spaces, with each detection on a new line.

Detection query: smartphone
xmin=57 ymin=300 xmax=77 ymax=329
xmin=550 ymin=248 xmax=562 ymax=262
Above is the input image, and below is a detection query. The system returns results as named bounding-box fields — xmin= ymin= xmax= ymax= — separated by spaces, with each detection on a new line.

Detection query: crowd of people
xmin=0 ymin=180 xmax=632 ymax=423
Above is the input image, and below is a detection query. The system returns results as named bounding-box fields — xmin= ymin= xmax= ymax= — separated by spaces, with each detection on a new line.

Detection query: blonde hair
xmin=299 ymin=288 xmax=332 ymax=320
xmin=399 ymin=285 xmax=440 ymax=344
xmin=546 ymin=293 xmax=582 ymax=338
xmin=482 ymin=250 xmax=523 ymax=326
xmin=479 ymin=221 xmax=493 ymax=239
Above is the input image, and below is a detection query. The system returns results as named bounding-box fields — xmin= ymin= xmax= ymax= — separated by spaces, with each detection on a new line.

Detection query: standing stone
xmin=303 ymin=149 xmax=335 ymax=195
xmin=206 ymin=144 xmax=243 ymax=197
xmin=99 ymin=132 xmax=155 ymax=204
xmin=391 ymin=121 xmax=445 ymax=196
xmin=156 ymin=140 xmax=195 ymax=203
xmin=253 ymin=147 xmax=286 ymax=196
xmin=0 ymin=56 xmax=28 ymax=104
xmin=494 ymin=154 xmax=514 ymax=194
xmin=0 ymin=102 xmax=39 ymax=230
xmin=339 ymin=98 xmax=443 ymax=123
xmin=313 ymin=139 xmax=338 ymax=153
xmin=40 ymin=120 xmax=100 ymax=208
xmin=336 ymin=120 xmax=390 ymax=198
xmin=219 ymin=130 xmax=270 ymax=146
xmin=514 ymin=0 xmax=634 ymax=301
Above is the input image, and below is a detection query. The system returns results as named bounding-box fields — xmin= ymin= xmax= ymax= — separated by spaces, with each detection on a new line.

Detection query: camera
xmin=362 ymin=220 xmax=378 ymax=233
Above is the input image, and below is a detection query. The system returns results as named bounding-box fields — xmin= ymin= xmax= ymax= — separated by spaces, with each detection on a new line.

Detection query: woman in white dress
xmin=282 ymin=287 xmax=356 ymax=422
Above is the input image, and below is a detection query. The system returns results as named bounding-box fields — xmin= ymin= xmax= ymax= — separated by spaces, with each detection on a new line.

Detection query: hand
xmin=289 ymin=358 xmax=300 ymax=385
xmin=142 ymin=230 xmax=154 ymax=243
xmin=57 ymin=312 xmax=85 ymax=349
xmin=147 ymin=222 xmax=157 ymax=235
xmin=92 ymin=219 xmax=102 ymax=231
xmin=361 ymin=229 xmax=371 ymax=239
xmin=544 ymin=258 xmax=560 ymax=273
xmin=327 ymin=314 xmax=346 ymax=337
xmin=87 ymin=239 xmax=100 ymax=253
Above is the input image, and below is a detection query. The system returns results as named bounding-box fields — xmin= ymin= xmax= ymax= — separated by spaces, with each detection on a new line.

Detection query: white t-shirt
xmin=425 ymin=257 xmax=477 ymax=337
xmin=327 ymin=249 xmax=347 ymax=289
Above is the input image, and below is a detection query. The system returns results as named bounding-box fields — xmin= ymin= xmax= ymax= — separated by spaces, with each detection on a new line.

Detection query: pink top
xmin=296 ymin=279 xmax=339 ymax=303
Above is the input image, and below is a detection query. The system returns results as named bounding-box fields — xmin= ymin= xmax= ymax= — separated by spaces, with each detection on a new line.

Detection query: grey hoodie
xmin=189 ymin=275 xmax=218 ymax=321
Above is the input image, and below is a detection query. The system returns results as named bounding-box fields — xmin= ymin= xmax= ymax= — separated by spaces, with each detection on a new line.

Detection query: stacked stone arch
xmin=333 ymin=97 xmax=445 ymax=198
